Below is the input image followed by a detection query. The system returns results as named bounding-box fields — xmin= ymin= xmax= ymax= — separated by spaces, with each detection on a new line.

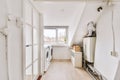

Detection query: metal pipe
xmin=111 ymin=3 xmax=117 ymax=57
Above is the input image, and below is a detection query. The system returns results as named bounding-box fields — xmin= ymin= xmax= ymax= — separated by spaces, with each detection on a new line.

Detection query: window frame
xmin=44 ymin=26 xmax=68 ymax=44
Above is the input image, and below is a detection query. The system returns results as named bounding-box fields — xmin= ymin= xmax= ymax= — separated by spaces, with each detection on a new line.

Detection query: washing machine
xmin=49 ymin=45 xmax=53 ymax=62
xmin=44 ymin=45 xmax=53 ymax=72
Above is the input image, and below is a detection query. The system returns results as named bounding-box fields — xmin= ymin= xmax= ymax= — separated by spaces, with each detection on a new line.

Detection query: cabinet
xmin=71 ymin=50 xmax=82 ymax=68
xmin=83 ymin=37 xmax=96 ymax=63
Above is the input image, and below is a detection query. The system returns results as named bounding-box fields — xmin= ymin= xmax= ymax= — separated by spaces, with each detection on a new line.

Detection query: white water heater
xmin=83 ymin=37 xmax=96 ymax=63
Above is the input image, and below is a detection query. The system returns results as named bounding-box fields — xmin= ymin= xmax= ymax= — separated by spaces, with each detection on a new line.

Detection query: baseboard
xmin=52 ymin=59 xmax=71 ymax=62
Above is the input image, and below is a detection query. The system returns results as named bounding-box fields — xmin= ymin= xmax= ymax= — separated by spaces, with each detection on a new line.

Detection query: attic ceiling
xmin=31 ymin=0 xmax=120 ymax=26
xmin=32 ymin=1 xmax=86 ymax=26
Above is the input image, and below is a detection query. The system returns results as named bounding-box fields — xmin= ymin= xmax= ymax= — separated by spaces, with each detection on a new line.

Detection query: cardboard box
xmin=73 ymin=45 xmax=81 ymax=52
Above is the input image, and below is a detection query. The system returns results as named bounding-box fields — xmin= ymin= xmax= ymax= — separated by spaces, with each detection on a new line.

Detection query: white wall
xmin=68 ymin=2 xmax=86 ymax=46
xmin=0 ymin=0 xmax=7 ymax=28
xmin=0 ymin=33 xmax=8 ymax=80
xmin=73 ymin=1 xmax=103 ymax=46
xmin=94 ymin=3 xmax=120 ymax=80
xmin=7 ymin=0 xmax=22 ymax=17
xmin=6 ymin=0 xmax=23 ymax=80
xmin=114 ymin=61 xmax=120 ymax=80
xmin=8 ymin=21 xmax=23 ymax=80
xmin=53 ymin=46 xmax=70 ymax=59
xmin=73 ymin=1 xmax=120 ymax=80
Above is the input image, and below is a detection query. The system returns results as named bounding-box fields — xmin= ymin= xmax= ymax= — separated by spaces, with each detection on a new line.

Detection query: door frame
xmin=22 ymin=0 xmax=41 ymax=80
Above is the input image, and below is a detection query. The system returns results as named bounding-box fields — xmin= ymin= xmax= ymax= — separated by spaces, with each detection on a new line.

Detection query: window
xmin=44 ymin=26 xmax=68 ymax=44
xmin=44 ymin=29 xmax=56 ymax=42
xmin=58 ymin=28 xmax=67 ymax=43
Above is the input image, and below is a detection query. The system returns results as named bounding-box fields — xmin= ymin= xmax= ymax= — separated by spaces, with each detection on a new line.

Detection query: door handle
xmin=26 ymin=45 xmax=32 ymax=47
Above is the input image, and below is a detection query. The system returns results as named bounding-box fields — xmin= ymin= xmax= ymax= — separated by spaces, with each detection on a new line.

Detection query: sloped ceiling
xmin=73 ymin=1 xmax=104 ymax=45
xmin=32 ymin=1 xmax=86 ymax=26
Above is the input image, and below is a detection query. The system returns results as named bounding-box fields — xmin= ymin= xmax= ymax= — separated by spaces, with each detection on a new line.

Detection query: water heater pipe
xmin=111 ymin=3 xmax=117 ymax=57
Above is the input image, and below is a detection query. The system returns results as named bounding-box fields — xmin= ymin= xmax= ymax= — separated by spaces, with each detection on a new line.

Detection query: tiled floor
xmin=42 ymin=60 xmax=92 ymax=80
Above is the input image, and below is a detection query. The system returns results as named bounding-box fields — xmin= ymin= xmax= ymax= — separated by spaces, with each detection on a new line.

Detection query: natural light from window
xmin=58 ymin=28 xmax=66 ymax=43
xmin=44 ymin=27 xmax=67 ymax=44
xmin=44 ymin=29 xmax=56 ymax=42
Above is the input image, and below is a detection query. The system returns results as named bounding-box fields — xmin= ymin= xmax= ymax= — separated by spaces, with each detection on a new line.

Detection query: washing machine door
xmin=49 ymin=46 xmax=53 ymax=61
xmin=44 ymin=47 xmax=50 ymax=71
xmin=46 ymin=50 xmax=49 ymax=61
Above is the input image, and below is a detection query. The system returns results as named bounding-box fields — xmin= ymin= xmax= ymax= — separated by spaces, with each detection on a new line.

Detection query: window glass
xmin=33 ymin=45 xmax=39 ymax=61
xmin=25 ymin=66 xmax=32 ymax=80
xmin=44 ymin=27 xmax=67 ymax=44
xmin=26 ymin=46 xmax=32 ymax=68
xmin=33 ymin=29 xmax=38 ymax=44
xmin=44 ymin=29 xmax=56 ymax=43
xmin=58 ymin=28 xmax=66 ymax=43
xmin=33 ymin=60 xmax=38 ymax=78
xmin=24 ymin=25 xmax=32 ymax=45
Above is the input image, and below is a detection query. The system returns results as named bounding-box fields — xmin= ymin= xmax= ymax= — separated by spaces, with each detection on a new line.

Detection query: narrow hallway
xmin=1 ymin=0 xmax=120 ymax=80
xmin=42 ymin=60 xmax=92 ymax=80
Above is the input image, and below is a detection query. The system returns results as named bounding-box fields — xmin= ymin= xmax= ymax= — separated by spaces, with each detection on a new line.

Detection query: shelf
xmin=70 ymin=49 xmax=82 ymax=68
